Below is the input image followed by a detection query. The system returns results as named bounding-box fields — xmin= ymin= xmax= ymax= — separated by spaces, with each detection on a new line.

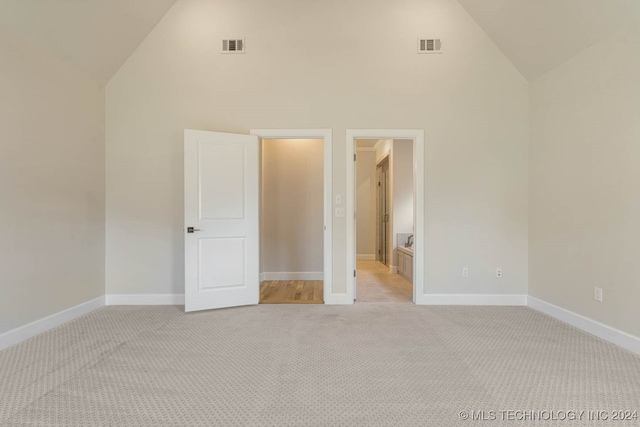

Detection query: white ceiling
xmin=0 ymin=0 xmax=638 ymax=84
xmin=0 ymin=0 xmax=178 ymax=84
xmin=457 ymin=0 xmax=640 ymax=81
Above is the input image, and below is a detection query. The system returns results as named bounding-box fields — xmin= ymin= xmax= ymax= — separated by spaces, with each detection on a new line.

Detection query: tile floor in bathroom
xmin=356 ymin=260 xmax=412 ymax=302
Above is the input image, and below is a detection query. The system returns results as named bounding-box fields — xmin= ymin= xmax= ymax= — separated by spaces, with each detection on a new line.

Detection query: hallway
xmin=356 ymin=260 xmax=412 ymax=302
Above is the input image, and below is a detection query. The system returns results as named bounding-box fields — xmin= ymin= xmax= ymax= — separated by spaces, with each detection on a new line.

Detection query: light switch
xmin=335 ymin=208 xmax=346 ymax=218
xmin=335 ymin=195 xmax=342 ymax=205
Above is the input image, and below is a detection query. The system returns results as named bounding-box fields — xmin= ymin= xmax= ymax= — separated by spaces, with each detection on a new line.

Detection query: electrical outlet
xmin=594 ymin=287 xmax=603 ymax=302
xmin=496 ymin=268 xmax=502 ymax=278
xmin=462 ymin=267 xmax=469 ymax=278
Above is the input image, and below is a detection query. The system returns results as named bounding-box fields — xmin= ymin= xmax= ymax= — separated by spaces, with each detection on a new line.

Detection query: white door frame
xmin=250 ymin=129 xmax=333 ymax=303
xmin=346 ymin=129 xmax=426 ymax=304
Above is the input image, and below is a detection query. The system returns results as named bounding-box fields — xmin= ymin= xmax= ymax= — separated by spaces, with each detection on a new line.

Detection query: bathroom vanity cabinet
xmin=397 ymin=247 xmax=413 ymax=283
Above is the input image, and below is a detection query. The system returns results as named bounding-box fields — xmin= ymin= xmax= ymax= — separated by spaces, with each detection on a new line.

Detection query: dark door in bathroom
xmin=376 ymin=157 xmax=390 ymax=266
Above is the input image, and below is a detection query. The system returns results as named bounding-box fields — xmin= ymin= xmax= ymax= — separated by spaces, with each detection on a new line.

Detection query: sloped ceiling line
xmin=0 ymin=0 xmax=178 ymax=84
xmin=457 ymin=0 xmax=640 ymax=81
xmin=0 ymin=0 xmax=638 ymax=84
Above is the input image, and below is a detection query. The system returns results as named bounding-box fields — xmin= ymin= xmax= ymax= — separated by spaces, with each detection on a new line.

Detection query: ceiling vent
xmin=418 ymin=38 xmax=442 ymax=54
xmin=222 ymin=39 xmax=245 ymax=54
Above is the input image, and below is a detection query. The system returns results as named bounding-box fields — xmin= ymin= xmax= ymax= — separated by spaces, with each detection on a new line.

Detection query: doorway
xmin=259 ymin=138 xmax=324 ymax=304
xmin=346 ymin=130 xmax=426 ymax=304
xmin=251 ymin=129 xmax=333 ymax=304
xmin=354 ymin=139 xmax=415 ymax=302
xmin=184 ymin=129 xmax=332 ymax=312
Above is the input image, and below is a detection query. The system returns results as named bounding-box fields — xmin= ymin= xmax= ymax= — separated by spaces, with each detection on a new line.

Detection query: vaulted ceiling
xmin=457 ymin=0 xmax=640 ymax=80
xmin=0 ymin=0 xmax=178 ymax=84
xmin=0 ymin=0 xmax=638 ymax=84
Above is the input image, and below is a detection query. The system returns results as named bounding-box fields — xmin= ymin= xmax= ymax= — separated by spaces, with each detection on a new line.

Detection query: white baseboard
xmin=414 ymin=292 xmax=430 ymax=305
xmin=0 ymin=296 xmax=105 ymax=351
xmin=324 ymin=293 xmax=354 ymax=305
xmin=389 ymin=265 xmax=398 ymax=274
xmin=106 ymin=294 xmax=185 ymax=305
xmin=527 ymin=296 xmax=640 ymax=356
xmin=421 ymin=294 xmax=527 ymax=306
xmin=260 ymin=272 xmax=323 ymax=281
xmin=357 ymin=254 xmax=376 ymax=261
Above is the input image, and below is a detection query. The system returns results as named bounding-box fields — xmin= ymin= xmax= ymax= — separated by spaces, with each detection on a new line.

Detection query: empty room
xmin=1 ymin=0 xmax=639 ymax=425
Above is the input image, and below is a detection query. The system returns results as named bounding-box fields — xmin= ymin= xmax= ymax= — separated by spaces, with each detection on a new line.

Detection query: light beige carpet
xmin=1 ymin=304 xmax=639 ymax=426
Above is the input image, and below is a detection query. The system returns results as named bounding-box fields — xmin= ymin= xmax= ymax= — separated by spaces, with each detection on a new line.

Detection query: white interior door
xmin=184 ymin=129 xmax=259 ymax=312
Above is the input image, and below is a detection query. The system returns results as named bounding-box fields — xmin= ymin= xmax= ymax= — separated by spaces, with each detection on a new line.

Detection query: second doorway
xmin=355 ymin=138 xmax=415 ymax=302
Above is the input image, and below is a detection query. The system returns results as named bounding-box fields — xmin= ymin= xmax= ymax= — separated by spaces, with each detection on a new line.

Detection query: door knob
xmin=187 ymin=227 xmax=201 ymax=233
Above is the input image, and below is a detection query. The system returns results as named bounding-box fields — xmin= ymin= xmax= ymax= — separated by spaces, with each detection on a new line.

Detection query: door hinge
xmin=354 ymin=270 xmax=356 ymax=277
xmin=378 ymin=181 xmax=381 ymax=186
xmin=354 ymin=154 xmax=357 ymax=161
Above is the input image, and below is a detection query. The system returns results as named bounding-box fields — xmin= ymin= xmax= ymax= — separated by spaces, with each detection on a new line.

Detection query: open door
xmin=184 ymin=130 xmax=259 ymax=312
xmin=376 ymin=157 xmax=390 ymax=265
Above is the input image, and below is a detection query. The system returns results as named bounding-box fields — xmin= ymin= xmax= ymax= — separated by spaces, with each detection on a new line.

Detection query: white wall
xmin=530 ymin=19 xmax=640 ymax=338
xmin=261 ymin=139 xmax=323 ymax=277
xmin=105 ymin=0 xmax=529 ymax=298
xmin=0 ymin=28 xmax=105 ymax=335
xmin=356 ymin=150 xmax=376 ymax=259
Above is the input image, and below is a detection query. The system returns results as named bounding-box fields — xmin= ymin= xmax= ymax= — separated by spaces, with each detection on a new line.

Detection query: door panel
xmin=199 ymin=143 xmax=245 ymax=219
xmin=376 ymin=166 xmax=383 ymax=263
xmin=184 ymin=130 xmax=259 ymax=312
xmin=376 ymin=158 xmax=390 ymax=266
xmin=198 ymin=237 xmax=245 ymax=290
xmin=382 ymin=168 xmax=388 ymax=266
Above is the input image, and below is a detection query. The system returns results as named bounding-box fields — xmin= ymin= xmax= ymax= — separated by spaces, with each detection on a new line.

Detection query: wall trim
xmin=356 ymin=254 xmax=376 ymax=261
xmin=0 ymin=296 xmax=105 ymax=351
xmin=260 ymin=272 xmax=323 ymax=281
xmin=527 ymin=296 xmax=640 ymax=356
xmin=106 ymin=294 xmax=185 ymax=305
xmin=423 ymin=294 xmax=527 ymax=306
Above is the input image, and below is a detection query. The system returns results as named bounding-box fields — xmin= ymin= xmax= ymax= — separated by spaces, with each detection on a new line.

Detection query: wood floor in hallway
xmin=259 ymin=280 xmax=324 ymax=304
xmin=356 ymin=260 xmax=412 ymax=302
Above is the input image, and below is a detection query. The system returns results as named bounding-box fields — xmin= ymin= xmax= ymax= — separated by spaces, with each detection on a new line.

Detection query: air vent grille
xmin=418 ymin=38 xmax=442 ymax=54
xmin=222 ymin=38 xmax=245 ymax=54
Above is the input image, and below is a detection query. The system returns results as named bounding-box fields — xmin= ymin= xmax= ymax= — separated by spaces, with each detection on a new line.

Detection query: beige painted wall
xmin=0 ymin=28 xmax=105 ymax=335
xmin=105 ymin=0 xmax=529 ymax=297
xmin=530 ymin=19 xmax=640 ymax=338
xmin=261 ymin=139 xmax=323 ymax=275
xmin=356 ymin=150 xmax=376 ymax=258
